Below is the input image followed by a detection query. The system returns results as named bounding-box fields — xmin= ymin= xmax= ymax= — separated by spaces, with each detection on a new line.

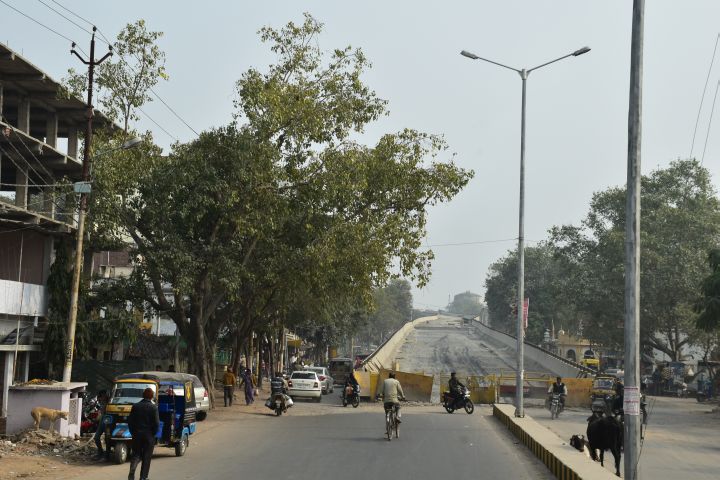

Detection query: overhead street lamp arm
xmin=528 ymin=46 xmax=591 ymax=73
xmin=460 ymin=50 xmax=520 ymax=73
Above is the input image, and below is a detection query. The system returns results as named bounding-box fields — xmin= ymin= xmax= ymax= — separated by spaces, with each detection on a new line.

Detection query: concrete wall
xmin=7 ymin=384 xmax=85 ymax=437
xmin=363 ymin=315 xmax=437 ymax=372
xmin=472 ymin=320 xmax=590 ymax=378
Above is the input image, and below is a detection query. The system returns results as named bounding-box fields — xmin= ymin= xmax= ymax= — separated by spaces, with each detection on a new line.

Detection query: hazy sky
xmin=3 ymin=1 xmax=720 ymax=310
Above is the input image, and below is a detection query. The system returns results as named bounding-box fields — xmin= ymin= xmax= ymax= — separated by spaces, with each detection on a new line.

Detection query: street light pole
xmin=624 ymin=1 xmax=645 ymax=478
xmin=460 ymin=46 xmax=590 ymax=418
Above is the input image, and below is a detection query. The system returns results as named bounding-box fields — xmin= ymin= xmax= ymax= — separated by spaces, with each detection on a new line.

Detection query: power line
xmin=690 ymin=34 xmax=720 ymax=159
xmin=45 ymin=1 xmax=199 ymax=137
xmin=0 ymin=0 xmax=85 ymax=53
xmin=37 ymin=0 xmax=93 ymax=37
xmin=138 ymin=107 xmax=179 ymax=142
xmin=701 ymin=79 xmax=720 ymax=164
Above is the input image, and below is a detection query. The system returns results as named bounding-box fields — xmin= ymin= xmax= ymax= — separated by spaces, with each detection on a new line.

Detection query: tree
xmin=696 ymin=249 xmax=720 ymax=332
xmin=447 ymin=291 xmax=485 ymax=317
xmin=484 ymin=245 xmax=578 ymax=344
xmin=550 ymin=160 xmax=720 ymax=358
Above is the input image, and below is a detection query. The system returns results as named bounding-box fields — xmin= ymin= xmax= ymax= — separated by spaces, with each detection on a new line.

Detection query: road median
xmin=493 ymin=403 xmax=617 ymax=480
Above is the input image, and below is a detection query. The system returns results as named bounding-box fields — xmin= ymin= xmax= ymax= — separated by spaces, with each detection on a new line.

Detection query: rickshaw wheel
xmin=175 ymin=434 xmax=188 ymax=457
xmin=113 ymin=442 xmax=128 ymax=464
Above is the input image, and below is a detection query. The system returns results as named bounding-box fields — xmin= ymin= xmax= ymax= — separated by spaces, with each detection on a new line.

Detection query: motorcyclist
xmin=547 ymin=376 xmax=568 ymax=410
xmin=377 ymin=372 xmax=405 ymax=423
xmin=343 ymin=372 xmax=359 ymax=400
xmin=448 ymin=372 xmax=465 ymax=407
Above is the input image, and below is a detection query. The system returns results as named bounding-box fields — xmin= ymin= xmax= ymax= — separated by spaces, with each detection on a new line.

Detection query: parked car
xmin=304 ymin=366 xmax=334 ymax=394
xmin=288 ymin=371 xmax=322 ymax=402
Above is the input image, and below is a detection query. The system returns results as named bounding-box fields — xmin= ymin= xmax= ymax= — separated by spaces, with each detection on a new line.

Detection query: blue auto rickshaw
xmin=105 ymin=372 xmax=198 ymax=464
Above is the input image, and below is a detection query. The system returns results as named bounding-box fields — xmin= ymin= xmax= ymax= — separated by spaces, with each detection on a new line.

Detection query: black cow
xmin=586 ymin=414 xmax=623 ymax=477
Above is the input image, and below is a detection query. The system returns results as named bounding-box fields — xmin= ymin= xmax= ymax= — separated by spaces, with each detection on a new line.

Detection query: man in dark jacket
xmin=128 ymin=387 xmax=159 ymax=480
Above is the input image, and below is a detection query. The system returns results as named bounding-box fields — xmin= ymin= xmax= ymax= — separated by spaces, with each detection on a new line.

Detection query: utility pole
xmin=62 ymin=27 xmax=112 ymax=383
xmin=624 ymin=1 xmax=644 ymax=479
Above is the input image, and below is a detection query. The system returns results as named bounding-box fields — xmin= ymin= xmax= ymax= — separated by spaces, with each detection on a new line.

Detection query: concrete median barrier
xmin=493 ymin=403 xmax=617 ymax=480
xmin=353 ymin=371 xmax=379 ymax=399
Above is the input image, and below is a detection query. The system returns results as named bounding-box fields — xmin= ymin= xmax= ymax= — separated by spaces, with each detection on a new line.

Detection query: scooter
xmin=442 ymin=386 xmax=474 ymax=414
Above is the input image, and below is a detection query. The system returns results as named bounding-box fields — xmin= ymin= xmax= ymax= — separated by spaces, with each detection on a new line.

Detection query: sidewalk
xmin=526 ymin=396 xmax=720 ymax=479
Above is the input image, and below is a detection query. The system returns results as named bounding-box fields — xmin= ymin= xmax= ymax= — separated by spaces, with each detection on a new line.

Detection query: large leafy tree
xmin=484 ymin=245 xmax=577 ymax=344
xmin=550 ymin=160 xmax=720 ymax=359
xmin=109 ymin=14 xmax=471 ymax=399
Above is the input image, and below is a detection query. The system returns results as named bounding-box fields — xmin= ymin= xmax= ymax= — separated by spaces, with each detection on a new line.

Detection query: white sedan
xmin=288 ymin=371 xmax=322 ymax=402
xmin=304 ymin=366 xmax=334 ymax=394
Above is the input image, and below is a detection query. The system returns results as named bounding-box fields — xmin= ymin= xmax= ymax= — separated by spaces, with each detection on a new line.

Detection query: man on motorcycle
xmin=547 ymin=377 xmax=568 ymax=409
xmin=448 ymin=372 xmax=465 ymax=407
xmin=344 ymin=372 xmax=359 ymax=399
xmin=378 ymin=372 xmax=405 ymax=423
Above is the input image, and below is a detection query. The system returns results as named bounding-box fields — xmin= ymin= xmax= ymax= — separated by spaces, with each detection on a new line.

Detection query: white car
xmin=288 ymin=371 xmax=322 ymax=402
xmin=304 ymin=366 xmax=334 ymax=394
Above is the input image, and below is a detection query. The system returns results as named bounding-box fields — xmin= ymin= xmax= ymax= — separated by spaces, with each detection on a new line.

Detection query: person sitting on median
xmin=547 ymin=376 xmax=568 ymax=409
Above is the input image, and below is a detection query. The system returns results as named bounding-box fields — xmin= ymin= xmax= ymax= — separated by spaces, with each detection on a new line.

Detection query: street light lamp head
xmin=121 ymin=137 xmax=143 ymax=150
xmin=573 ymin=46 xmax=591 ymax=56
xmin=460 ymin=50 xmax=480 ymax=60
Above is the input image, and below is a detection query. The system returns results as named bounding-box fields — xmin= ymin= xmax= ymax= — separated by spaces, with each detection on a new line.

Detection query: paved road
xmin=527 ymin=396 xmax=720 ymax=479
xmin=72 ymin=402 xmax=553 ymax=480
xmin=397 ymin=316 xmax=547 ymax=401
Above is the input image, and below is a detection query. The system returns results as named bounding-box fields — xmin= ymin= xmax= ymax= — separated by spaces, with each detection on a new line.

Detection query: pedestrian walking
xmin=239 ymin=368 xmax=256 ymax=405
xmin=223 ymin=366 xmax=237 ymax=407
xmin=93 ymin=390 xmax=110 ymax=460
xmin=127 ymin=388 xmax=159 ymax=480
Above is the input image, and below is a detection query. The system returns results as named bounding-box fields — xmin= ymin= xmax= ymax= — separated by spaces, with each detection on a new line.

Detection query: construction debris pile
xmin=0 ymin=428 xmax=95 ymax=461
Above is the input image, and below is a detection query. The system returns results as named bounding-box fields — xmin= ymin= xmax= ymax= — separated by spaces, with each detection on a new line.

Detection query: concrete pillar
xmin=15 ymin=167 xmax=28 ymax=209
xmin=67 ymin=126 xmax=78 ymax=158
xmin=43 ymin=187 xmax=55 ymax=219
xmin=46 ymin=113 xmax=58 ymax=148
xmin=0 ymin=82 xmax=4 ymax=118
xmin=17 ymin=97 xmax=30 ymax=133
xmin=23 ymin=352 xmax=30 ymax=383
xmin=2 ymin=353 xmax=15 ymax=417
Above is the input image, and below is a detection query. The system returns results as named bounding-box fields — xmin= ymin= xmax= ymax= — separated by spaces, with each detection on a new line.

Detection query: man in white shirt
xmin=378 ymin=372 xmax=405 ymax=422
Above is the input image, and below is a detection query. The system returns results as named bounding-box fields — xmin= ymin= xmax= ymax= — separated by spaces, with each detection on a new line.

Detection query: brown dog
xmin=31 ymin=407 xmax=68 ymax=433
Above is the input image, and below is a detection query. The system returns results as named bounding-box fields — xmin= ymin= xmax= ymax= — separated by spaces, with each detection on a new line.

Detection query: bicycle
xmin=384 ymin=402 xmax=400 ymax=441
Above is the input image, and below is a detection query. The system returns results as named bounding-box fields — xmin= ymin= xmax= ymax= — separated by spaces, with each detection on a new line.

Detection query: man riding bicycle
xmin=377 ymin=372 xmax=405 ymax=423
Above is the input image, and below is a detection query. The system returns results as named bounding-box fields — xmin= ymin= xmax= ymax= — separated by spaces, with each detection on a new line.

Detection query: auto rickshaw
xmin=104 ymin=372 xmax=198 ymax=464
xmin=590 ymin=374 xmax=617 ymax=415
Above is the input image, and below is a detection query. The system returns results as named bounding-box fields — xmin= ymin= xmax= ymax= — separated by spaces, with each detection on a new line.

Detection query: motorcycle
xmin=442 ymin=386 xmax=474 ymax=414
xmin=549 ymin=393 xmax=563 ymax=419
xmin=266 ymin=391 xmax=293 ymax=416
xmin=80 ymin=394 xmax=101 ymax=434
xmin=342 ymin=385 xmax=360 ymax=408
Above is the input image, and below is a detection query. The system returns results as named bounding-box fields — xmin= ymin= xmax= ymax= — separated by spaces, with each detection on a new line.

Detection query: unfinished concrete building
xmin=0 ymin=43 xmax=109 ymax=426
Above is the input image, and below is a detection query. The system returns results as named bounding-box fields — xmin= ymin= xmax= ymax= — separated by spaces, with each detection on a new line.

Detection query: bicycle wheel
xmin=394 ymin=413 xmax=400 ymax=439
xmin=386 ymin=410 xmax=393 ymax=441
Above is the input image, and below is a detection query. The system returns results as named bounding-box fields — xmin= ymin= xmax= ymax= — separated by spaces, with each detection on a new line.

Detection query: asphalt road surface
xmin=74 ymin=402 xmax=553 ymax=480
xmin=398 ymin=316 xmax=548 ymax=401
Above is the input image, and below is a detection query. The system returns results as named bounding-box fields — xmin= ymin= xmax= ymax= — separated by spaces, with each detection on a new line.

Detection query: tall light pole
xmin=624 ymin=1 xmax=644 ymax=478
xmin=460 ymin=46 xmax=590 ymax=417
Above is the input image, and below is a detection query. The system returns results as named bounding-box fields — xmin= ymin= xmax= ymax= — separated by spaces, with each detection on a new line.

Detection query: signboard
xmin=73 ymin=181 xmax=91 ymax=194
xmin=624 ymin=386 xmax=640 ymax=416
xmin=523 ymin=298 xmax=529 ymax=329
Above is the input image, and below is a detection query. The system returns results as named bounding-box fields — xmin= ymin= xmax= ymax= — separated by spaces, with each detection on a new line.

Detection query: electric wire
xmin=46 ymin=0 xmax=200 ymax=137
xmin=0 ymin=0 xmax=88 ymax=56
xmin=36 ymin=0 xmax=93 ymax=37
xmin=691 ymin=33 xmax=720 ymax=159
xmin=701 ymin=79 xmax=720 ymax=164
